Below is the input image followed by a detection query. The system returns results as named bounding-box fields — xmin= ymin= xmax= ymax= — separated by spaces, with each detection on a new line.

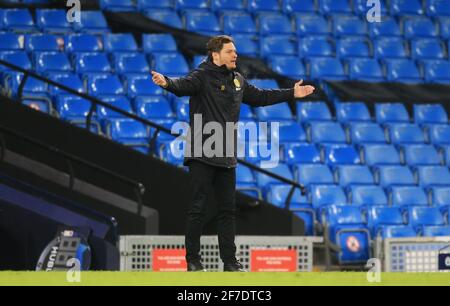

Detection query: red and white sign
xmin=250 ymin=249 xmax=297 ymax=272
xmin=152 ymin=249 xmax=187 ymax=272
xmin=346 ymin=236 xmax=361 ymax=253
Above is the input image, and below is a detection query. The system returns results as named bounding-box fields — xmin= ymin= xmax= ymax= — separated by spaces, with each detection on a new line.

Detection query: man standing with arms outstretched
xmin=152 ymin=35 xmax=315 ymax=272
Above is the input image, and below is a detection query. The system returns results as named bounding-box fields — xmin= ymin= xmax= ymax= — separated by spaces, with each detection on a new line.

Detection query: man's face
xmin=214 ymin=42 xmax=238 ymax=70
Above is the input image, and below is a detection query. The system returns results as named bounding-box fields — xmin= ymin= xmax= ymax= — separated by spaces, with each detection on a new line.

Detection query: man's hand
xmin=151 ymin=71 xmax=168 ymax=88
xmin=294 ymin=80 xmax=315 ymax=98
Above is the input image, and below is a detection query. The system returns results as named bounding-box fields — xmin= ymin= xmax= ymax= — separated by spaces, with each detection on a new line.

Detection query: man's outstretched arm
xmin=151 ymin=70 xmax=203 ymax=97
xmin=243 ymin=79 xmax=315 ymax=107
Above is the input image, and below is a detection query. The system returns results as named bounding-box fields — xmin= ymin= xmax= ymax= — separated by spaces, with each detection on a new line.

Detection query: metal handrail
xmin=0 ymin=125 xmax=146 ymax=215
xmin=0 ymin=58 xmax=306 ymax=209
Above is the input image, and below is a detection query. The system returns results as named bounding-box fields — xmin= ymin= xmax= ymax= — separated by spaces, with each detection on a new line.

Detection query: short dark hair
xmin=207 ymin=35 xmax=234 ymax=59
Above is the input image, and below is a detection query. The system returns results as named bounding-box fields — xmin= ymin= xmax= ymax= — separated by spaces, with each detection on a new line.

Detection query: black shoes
xmin=223 ymin=260 xmax=248 ymax=272
xmin=187 ymin=260 xmax=207 ymax=272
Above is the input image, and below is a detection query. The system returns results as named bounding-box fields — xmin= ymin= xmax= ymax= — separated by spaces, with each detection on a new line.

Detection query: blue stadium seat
xmin=307 ymin=122 xmax=347 ymax=143
xmin=427 ymin=0 xmax=450 ymax=17
xmin=361 ymin=144 xmax=401 ymax=166
xmin=347 ymin=122 xmax=387 ymax=144
xmin=430 ymin=187 xmax=450 ymax=207
xmin=124 ymin=74 xmax=164 ymax=98
xmin=423 ymin=226 xmax=450 ymax=237
xmin=310 ymin=185 xmax=347 ymax=211
xmin=3 ymin=72 xmax=48 ymax=98
xmin=74 ymin=53 xmax=111 ymax=73
xmin=267 ymin=184 xmax=308 ymax=208
xmin=112 ymin=52 xmax=150 ymax=75
xmin=183 ymin=11 xmax=221 ymax=36
xmin=0 ymin=33 xmax=24 ymax=51
xmin=414 ymin=104 xmax=448 ymax=124
xmin=55 ymin=95 xmax=92 ymax=120
xmin=284 ymin=143 xmax=321 ymax=165
xmin=25 ymin=34 xmax=64 ymax=52
xmin=36 ymin=9 xmax=72 ymax=33
xmin=403 ymin=17 xmax=438 ymax=39
xmin=427 ymin=124 xmax=450 ymax=144
xmin=421 ymin=60 xmax=450 ymax=83
xmin=386 ymin=123 xmax=426 ymax=144
xmin=336 ymin=102 xmax=371 ymax=123
xmin=3 ymin=9 xmax=35 ymax=32
xmin=308 ymin=57 xmax=347 ymax=80
xmin=87 ymin=74 xmax=125 ymax=97
xmin=33 ymin=52 xmax=72 ymax=72
xmin=97 ymin=95 xmax=133 ymax=119
xmin=335 ymin=165 xmax=375 ymax=187
xmin=236 ymin=165 xmax=259 ymax=196
xmin=145 ymin=10 xmax=183 ymax=29
xmin=158 ymin=139 xmax=185 ymax=167
xmin=0 ymin=51 xmax=32 ymax=72
xmin=135 ymin=96 xmax=175 ymax=120
xmin=348 ymin=185 xmax=389 ymax=207
xmin=374 ymin=37 xmax=408 ymax=59
xmin=272 ymin=123 xmax=307 ymax=143
xmin=243 ymin=140 xmax=277 ymax=164
xmin=415 ymin=166 xmax=450 ymax=187
xmin=152 ymin=52 xmax=189 ymax=76
xmin=298 ymin=36 xmax=334 ymax=58
xmin=296 ymin=164 xmax=335 ymax=186
xmin=354 ymin=0 xmax=389 ymax=16
xmin=319 ymin=0 xmax=353 ymax=15
xmin=142 ymin=34 xmax=177 ymax=54
xmin=336 ymin=37 xmax=371 ymax=58
xmin=294 ymin=14 xmax=330 ymax=36
xmin=332 ymin=16 xmax=368 ymax=37
xmin=282 ymin=0 xmax=317 ymax=14
xmin=261 ymin=36 xmax=297 ymax=57
xmin=247 ymin=0 xmax=280 ymax=13
xmin=346 ymin=58 xmax=385 ymax=82
xmin=375 ymin=103 xmax=410 ymax=123
xmin=238 ymin=102 xmax=254 ymax=120
xmin=211 ymin=0 xmax=245 ymax=14
xmin=254 ymin=102 xmax=294 ymax=121
xmin=100 ymin=0 xmax=136 ymax=12
xmin=255 ymin=163 xmax=294 ymax=193
xmin=389 ymin=186 xmax=429 ymax=207
xmin=438 ymin=17 xmax=450 ymax=39
xmin=267 ymin=55 xmax=306 ymax=80
xmin=322 ymin=144 xmax=361 ymax=165
xmin=46 ymin=72 xmax=84 ymax=96
xmin=378 ymin=225 xmax=417 ymax=239
xmin=173 ymin=96 xmax=190 ymax=121
xmin=232 ymin=35 xmax=259 ymax=57
xmin=106 ymin=119 xmax=150 ymax=153
xmin=405 ymin=206 xmax=446 ymax=231
xmin=73 ymin=11 xmax=109 ymax=33
xmin=390 ymin=0 xmax=424 ymax=16
xmin=400 ymin=144 xmax=441 ymax=166
xmin=191 ymin=55 xmax=206 ymax=68
xmin=439 ymin=145 xmax=450 ymax=165
xmin=369 ymin=16 xmax=401 ymax=37
xmin=384 ymin=59 xmax=423 ymax=83
xmin=410 ymin=38 xmax=446 ymax=60
xmin=247 ymin=79 xmax=278 ymax=89
xmin=222 ymin=12 xmax=257 ymax=36
xmin=103 ymin=34 xmax=138 ymax=52
xmin=175 ymin=0 xmax=210 ymax=11
xmin=297 ymin=101 xmax=332 ymax=122
xmin=373 ymin=165 xmax=416 ymax=187
xmin=258 ymin=14 xmax=293 ymax=36
xmin=65 ymin=34 xmax=103 ymax=53
xmin=137 ymin=0 xmax=174 ymax=11
xmin=365 ymin=206 xmax=404 ymax=237
xmin=322 ymin=205 xmax=370 ymax=264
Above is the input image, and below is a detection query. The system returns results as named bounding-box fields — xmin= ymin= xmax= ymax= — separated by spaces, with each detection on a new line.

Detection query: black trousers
xmin=185 ymin=161 xmax=237 ymax=263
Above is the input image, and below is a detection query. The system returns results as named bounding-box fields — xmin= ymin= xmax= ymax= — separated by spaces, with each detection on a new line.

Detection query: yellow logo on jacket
xmin=234 ymin=78 xmax=241 ymax=91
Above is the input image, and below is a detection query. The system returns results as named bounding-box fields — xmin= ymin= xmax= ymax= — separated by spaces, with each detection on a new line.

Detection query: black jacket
xmin=163 ymin=60 xmax=295 ymax=168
